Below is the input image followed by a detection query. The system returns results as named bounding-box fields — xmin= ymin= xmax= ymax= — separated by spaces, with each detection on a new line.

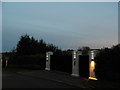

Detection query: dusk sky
xmin=1 ymin=2 xmax=118 ymax=52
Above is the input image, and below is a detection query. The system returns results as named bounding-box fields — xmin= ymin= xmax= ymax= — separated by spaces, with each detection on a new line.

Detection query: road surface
xmin=2 ymin=70 xmax=79 ymax=88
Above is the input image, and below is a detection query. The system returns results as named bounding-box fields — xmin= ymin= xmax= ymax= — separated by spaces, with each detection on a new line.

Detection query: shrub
xmin=94 ymin=44 xmax=120 ymax=82
xmin=8 ymin=54 xmax=46 ymax=70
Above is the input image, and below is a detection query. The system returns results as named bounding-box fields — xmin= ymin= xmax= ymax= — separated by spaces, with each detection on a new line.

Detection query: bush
xmin=8 ymin=54 xmax=46 ymax=70
xmin=94 ymin=44 xmax=120 ymax=82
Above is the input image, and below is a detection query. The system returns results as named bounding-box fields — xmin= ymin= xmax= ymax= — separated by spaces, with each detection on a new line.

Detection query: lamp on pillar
xmin=89 ymin=50 xmax=97 ymax=80
xmin=71 ymin=50 xmax=82 ymax=77
xmin=45 ymin=52 xmax=53 ymax=71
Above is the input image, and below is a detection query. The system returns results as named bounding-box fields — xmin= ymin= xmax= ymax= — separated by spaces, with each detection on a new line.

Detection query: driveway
xmin=2 ymin=70 xmax=80 ymax=89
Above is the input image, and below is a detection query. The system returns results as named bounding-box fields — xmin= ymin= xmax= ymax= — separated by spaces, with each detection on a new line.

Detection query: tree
xmin=9 ymin=34 xmax=63 ymax=69
xmin=38 ymin=39 xmax=47 ymax=54
xmin=16 ymin=34 xmax=32 ymax=55
xmin=78 ymin=46 xmax=90 ymax=55
xmin=16 ymin=34 xmax=61 ymax=55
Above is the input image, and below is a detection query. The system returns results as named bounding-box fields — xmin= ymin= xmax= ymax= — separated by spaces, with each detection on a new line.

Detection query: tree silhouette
xmin=38 ymin=39 xmax=47 ymax=54
xmin=16 ymin=34 xmax=61 ymax=55
xmin=78 ymin=46 xmax=90 ymax=55
xmin=16 ymin=34 xmax=32 ymax=55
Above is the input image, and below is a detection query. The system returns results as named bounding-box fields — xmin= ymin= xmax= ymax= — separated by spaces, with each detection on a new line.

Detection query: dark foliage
xmin=16 ymin=34 xmax=62 ymax=55
xmin=94 ymin=44 xmax=120 ymax=81
xmin=78 ymin=46 xmax=90 ymax=55
xmin=8 ymin=34 xmax=62 ymax=69
xmin=8 ymin=54 xmax=46 ymax=70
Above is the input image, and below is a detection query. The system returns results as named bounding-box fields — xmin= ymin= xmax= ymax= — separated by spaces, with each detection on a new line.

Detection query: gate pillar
xmin=89 ymin=50 xmax=98 ymax=79
xmin=45 ymin=52 xmax=53 ymax=71
xmin=71 ymin=50 xmax=82 ymax=77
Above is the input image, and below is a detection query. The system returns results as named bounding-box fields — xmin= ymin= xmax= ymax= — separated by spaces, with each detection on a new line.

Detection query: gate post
xmin=71 ymin=50 xmax=82 ymax=77
xmin=89 ymin=50 xmax=97 ymax=79
xmin=45 ymin=52 xmax=53 ymax=71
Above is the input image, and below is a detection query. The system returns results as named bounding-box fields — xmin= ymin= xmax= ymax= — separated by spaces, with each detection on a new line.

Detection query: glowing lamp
xmin=73 ymin=51 xmax=76 ymax=59
xmin=91 ymin=61 xmax=95 ymax=68
xmin=89 ymin=77 xmax=98 ymax=80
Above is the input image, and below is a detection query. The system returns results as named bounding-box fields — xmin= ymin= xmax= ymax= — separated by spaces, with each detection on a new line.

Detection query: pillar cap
xmin=46 ymin=52 xmax=53 ymax=55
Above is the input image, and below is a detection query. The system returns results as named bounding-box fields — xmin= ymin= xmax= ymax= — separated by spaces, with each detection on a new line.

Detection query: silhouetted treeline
xmin=95 ymin=44 xmax=120 ymax=82
xmin=16 ymin=34 xmax=62 ymax=55
xmin=8 ymin=34 xmax=62 ymax=69
xmin=78 ymin=46 xmax=90 ymax=55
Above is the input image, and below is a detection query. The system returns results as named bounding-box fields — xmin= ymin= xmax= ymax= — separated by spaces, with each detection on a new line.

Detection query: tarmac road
xmin=2 ymin=70 xmax=79 ymax=89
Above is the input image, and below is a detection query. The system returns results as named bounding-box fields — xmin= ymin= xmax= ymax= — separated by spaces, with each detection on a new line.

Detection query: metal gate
xmin=50 ymin=54 xmax=72 ymax=74
xmin=79 ymin=55 xmax=89 ymax=78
